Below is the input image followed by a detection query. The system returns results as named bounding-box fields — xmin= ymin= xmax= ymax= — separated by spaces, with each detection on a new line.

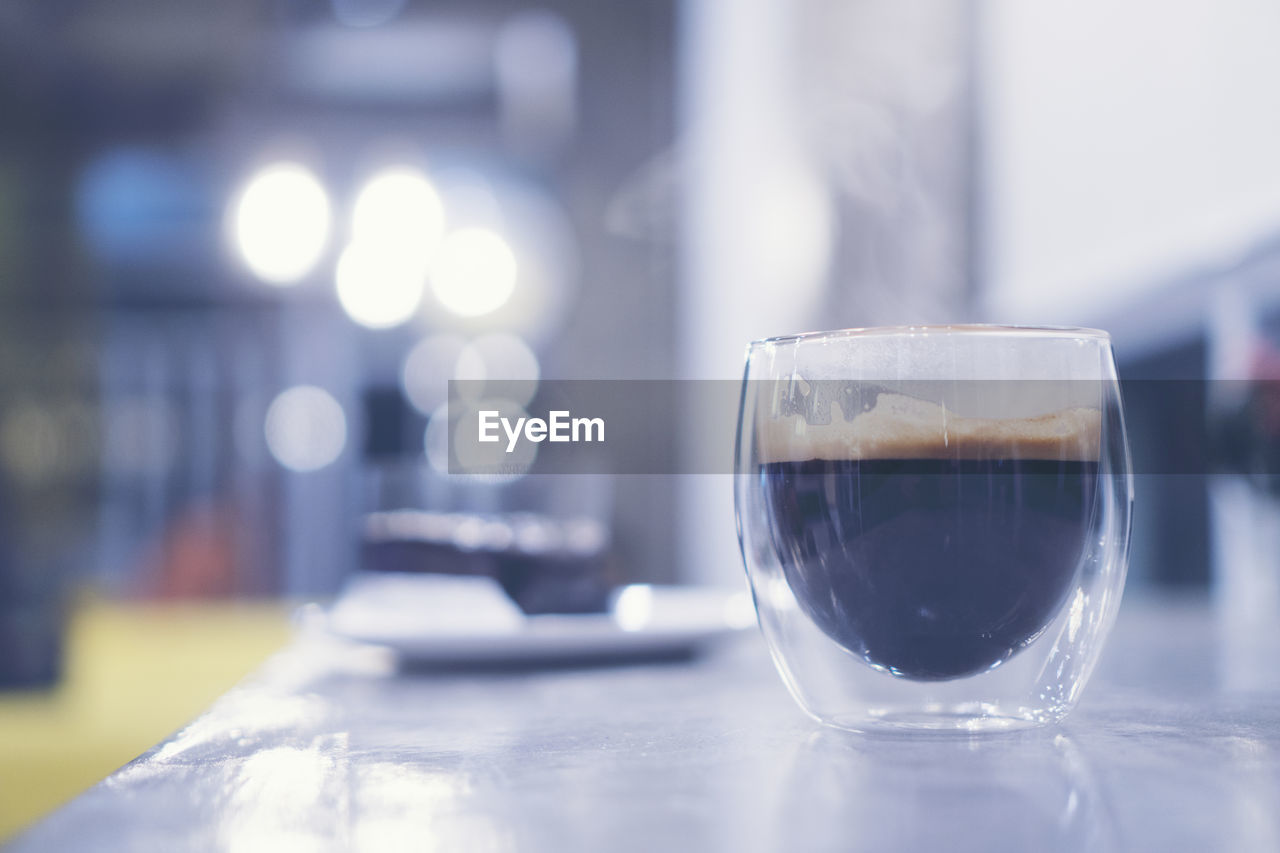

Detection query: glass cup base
xmin=816 ymin=704 xmax=1065 ymax=735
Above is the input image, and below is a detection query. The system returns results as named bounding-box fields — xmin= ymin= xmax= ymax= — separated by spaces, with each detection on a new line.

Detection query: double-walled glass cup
xmin=735 ymin=326 xmax=1133 ymax=732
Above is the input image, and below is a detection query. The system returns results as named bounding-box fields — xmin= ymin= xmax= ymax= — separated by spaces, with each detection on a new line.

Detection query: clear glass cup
xmin=735 ymin=326 xmax=1133 ymax=732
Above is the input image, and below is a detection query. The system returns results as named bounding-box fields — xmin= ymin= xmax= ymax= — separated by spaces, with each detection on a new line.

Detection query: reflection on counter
xmin=773 ymin=731 xmax=1115 ymax=853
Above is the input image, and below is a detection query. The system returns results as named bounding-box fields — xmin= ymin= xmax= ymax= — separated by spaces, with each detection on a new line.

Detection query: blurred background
xmin=4 ymin=0 xmax=1280 ymax=838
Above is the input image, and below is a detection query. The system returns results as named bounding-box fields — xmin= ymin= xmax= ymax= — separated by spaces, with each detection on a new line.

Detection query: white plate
xmin=326 ymin=574 xmax=756 ymax=665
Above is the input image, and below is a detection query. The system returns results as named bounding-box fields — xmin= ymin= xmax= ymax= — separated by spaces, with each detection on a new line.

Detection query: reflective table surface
xmin=9 ymin=594 xmax=1280 ymax=852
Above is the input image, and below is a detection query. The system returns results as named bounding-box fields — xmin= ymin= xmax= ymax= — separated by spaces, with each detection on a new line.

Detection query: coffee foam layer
xmin=757 ymin=393 xmax=1101 ymax=463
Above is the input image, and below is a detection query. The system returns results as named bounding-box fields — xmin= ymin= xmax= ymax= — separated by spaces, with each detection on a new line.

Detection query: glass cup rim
xmin=748 ymin=324 xmax=1111 ymax=348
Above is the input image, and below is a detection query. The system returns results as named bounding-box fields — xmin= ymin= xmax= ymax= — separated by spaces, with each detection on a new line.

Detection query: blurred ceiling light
xmin=430 ymin=228 xmax=518 ymax=318
xmin=421 ymin=178 xmax=578 ymax=345
xmin=335 ymin=242 xmax=427 ymax=329
xmin=401 ymin=334 xmax=469 ymax=415
xmin=455 ymin=333 xmax=541 ymax=406
xmin=495 ymin=11 xmax=577 ymax=97
xmin=264 ymin=386 xmax=347 ymax=472
xmin=351 ymin=167 xmax=446 ymax=262
xmin=284 ymin=21 xmax=493 ymax=102
xmin=331 ymin=0 xmax=406 ymax=28
xmin=494 ymin=10 xmax=578 ymax=152
xmin=232 ymin=163 xmax=331 ymax=285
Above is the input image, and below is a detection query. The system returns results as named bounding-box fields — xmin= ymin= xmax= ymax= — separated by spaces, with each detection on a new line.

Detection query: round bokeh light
xmin=430 ymin=227 xmax=518 ymax=318
xmin=351 ymin=167 xmax=446 ymax=262
xmin=335 ymin=241 xmax=428 ymax=329
xmin=264 ymin=385 xmax=347 ymax=472
xmin=232 ymin=163 xmax=331 ymax=285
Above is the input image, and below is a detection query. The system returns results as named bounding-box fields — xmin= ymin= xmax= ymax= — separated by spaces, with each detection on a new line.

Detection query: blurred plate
xmin=325 ymin=574 xmax=756 ymax=665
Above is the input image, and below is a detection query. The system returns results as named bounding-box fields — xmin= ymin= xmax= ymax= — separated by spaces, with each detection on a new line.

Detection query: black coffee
xmin=761 ymin=458 xmax=1098 ymax=680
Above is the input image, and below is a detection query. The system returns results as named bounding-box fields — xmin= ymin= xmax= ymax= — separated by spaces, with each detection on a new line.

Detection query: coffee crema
xmin=757 ymin=394 xmax=1101 ymax=681
xmin=758 ymin=392 xmax=1102 ymax=465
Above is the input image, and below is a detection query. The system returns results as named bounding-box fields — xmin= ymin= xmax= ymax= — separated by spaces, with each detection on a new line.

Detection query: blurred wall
xmin=981 ymin=0 xmax=1280 ymax=329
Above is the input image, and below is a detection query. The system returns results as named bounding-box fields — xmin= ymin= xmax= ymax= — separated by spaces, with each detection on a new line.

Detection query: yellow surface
xmin=0 ymin=598 xmax=293 ymax=841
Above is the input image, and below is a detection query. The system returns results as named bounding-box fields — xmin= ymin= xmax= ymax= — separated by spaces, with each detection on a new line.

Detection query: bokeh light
xmin=335 ymin=241 xmax=427 ymax=329
xmin=613 ymin=585 xmax=653 ymax=632
xmin=424 ymin=399 xmax=537 ymax=483
xmin=231 ymin=163 xmax=331 ymax=285
xmin=455 ymin=333 xmax=540 ymax=406
xmin=264 ymin=386 xmax=347 ymax=472
xmin=424 ymin=403 xmax=454 ymax=474
xmin=401 ymin=334 xmax=468 ymax=416
xmin=422 ymin=176 xmax=579 ymax=344
xmin=452 ymin=397 xmax=537 ymax=481
xmin=350 ymin=167 xmax=446 ymax=262
xmin=430 ymin=228 xmax=518 ymax=318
